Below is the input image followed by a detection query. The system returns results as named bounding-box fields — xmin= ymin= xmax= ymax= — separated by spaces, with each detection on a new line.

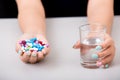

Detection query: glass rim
xmin=79 ymin=23 xmax=106 ymax=32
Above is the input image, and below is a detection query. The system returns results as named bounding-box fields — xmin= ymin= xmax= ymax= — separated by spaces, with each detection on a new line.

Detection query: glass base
xmin=80 ymin=61 xmax=99 ymax=69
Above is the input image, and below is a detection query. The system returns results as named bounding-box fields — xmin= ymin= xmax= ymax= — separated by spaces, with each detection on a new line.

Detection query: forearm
xmin=87 ymin=0 xmax=114 ymax=34
xmin=16 ymin=0 xmax=46 ymax=36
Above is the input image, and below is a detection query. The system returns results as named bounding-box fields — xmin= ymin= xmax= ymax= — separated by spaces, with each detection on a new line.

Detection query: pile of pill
xmin=18 ymin=37 xmax=48 ymax=54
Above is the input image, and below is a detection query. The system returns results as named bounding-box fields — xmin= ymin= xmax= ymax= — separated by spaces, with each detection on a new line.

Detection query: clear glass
xmin=79 ymin=23 xmax=106 ymax=68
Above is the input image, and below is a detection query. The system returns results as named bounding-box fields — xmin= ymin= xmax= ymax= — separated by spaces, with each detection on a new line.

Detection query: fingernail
xmin=104 ymin=64 xmax=109 ymax=68
xmin=96 ymin=61 xmax=102 ymax=67
xmin=73 ymin=44 xmax=78 ymax=49
xmin=80 ymin=59 xmax=84 ymax=64
xmin=73 ymin=41 xmax=79 ymax=49
xmin=92 ymin=53 xmax=98 ymax=59
xmin=42 ymin=49 xmax=46 ymax=55
xmin=95 ymin=45 xmax=102 ymax=51
xmin=21 ymin=46 xmax=26 ymax=52
xmin=73 ymin=44 xmax=77 ymax=49
xmin=33 ymin=50 xmax=37 ymax=53
xmin=99 ymin=65 xmax=104 ymax=68
xmin=18 ymin=50 xmax=22 ymax=55
xmin=45 ymin=44 xmax=49 ymax=48
xmin=32 ymin=53 xmax=37 ymax=57
xmin=25 ymin=51 xmax=31 ymax=56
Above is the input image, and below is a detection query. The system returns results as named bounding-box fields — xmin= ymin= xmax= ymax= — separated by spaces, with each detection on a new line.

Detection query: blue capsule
xmin=26 ymin=40 xmax=31 ymax=43
xmin=30 ymin=38 xmax=37 ymax=42
xmin=41 ymin=46 xmax=44 ymax=49
xmin=38 ymin=46 xmax=44 ymax=51
xmin=32 ymin=43 xmax=38 ymax=48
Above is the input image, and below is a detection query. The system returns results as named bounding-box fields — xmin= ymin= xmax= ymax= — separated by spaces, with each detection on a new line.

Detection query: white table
xmin=0 ymin=16 xmax=120 ymax=80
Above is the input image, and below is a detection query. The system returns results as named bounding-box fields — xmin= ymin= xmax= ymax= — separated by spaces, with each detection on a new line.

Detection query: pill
xmin=19 ymin=37 xmax=47 ymax=54
xmin=38 ymin=41 xmax=43 ymax=45
xmin=30 ymin=38 xmax=37 ymax=42
xmin=21 ymin=40 xmax=26 ymax=45
xmin=26 ymin=43 xmax=33 ymax=47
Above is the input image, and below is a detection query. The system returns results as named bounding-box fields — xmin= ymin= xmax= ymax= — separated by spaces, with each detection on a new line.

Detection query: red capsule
xmin=21 ymin=40 xmax=26 ymax=46
xmin=38 ymin=40 xmax=46 ymax=46
xmin=30 ymin=50 xmax=34 ymax=52
xmin=41 ymin=44 xmax=45 ymax=46
xmin=38 ymin=41 xmax=42 ymax=44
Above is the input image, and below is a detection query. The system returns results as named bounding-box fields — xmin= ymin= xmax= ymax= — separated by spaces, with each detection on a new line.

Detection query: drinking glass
xmin=79 ymin=23 xmax=106 ymax=68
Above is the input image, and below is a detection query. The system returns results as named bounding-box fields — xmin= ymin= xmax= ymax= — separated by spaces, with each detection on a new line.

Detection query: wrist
xmin=22 ymin=29 xmax=46 ymax=36
xmin=23 ymin=31 xmax=46 ymax=37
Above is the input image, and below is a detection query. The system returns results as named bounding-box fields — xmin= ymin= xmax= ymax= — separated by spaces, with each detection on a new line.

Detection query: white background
xmin=0 ymin=16 xmax=120 ymax=80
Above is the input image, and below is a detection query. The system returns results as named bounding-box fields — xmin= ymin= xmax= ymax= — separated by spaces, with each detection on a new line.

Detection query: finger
xmin=96 ymin=54 xmax=114 ymax=68
xmin=101 ymin=55 xmax=113 ymax=65
xmin=16 ymin=42 xmax=20 ymax=52
xmin=16 ymin=41 xmax=23 ymax=55
xmin=101 ymin=35 xmax=113 ymax=49
xmin=16 ymin=40 xmax=27 ymax=56
xmin=42 ymin=48 xmax=49 ymax=57
xmin=20 ymin=51 xmax=31 ymax=63
xmin=96 ymin=61 xmax=111 ymax=68
xmin=98 ymin=46 xmax=112 ymax=58
xmin=73 ymin=40 xmax=80 ymax=49
xmin=37 ymin=43 xmax=50 ymax=62
xmin=29 ymin=51 xmax=38 ymax=64
xmin=102 ymin=55 xmax=113 ymax=68
xmin=37 ymin=52 xmax=44 ymax=62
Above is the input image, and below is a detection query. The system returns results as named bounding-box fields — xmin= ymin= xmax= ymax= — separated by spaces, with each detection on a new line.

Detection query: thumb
xmin=73 ymin=40 xmax=81 ymax=49
xmin=15 ymin=40 xmax=23 ymax=55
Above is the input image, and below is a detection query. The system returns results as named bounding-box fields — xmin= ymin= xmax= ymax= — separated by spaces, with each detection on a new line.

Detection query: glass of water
xmin=79 ymin=23 xmax=106 ymax=68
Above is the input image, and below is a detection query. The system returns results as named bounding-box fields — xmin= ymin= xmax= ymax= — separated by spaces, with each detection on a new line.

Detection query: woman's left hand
xmin=96 ymin=33 xmax=115 ymax=68
xmin=73 ymin=33 xmax=115 ymax=68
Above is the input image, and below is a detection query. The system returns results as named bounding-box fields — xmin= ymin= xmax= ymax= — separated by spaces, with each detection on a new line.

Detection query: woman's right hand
xmin=16 ymin=33 xmax=50 ymax=64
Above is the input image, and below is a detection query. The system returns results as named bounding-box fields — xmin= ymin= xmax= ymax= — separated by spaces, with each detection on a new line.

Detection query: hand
xmin=73 ymin=33 xmax=115 ymax=68
xmin=96 ymin=33 xmax=115 ymax=68
xmin=16 ymin=33 xmax=50 ymax=64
